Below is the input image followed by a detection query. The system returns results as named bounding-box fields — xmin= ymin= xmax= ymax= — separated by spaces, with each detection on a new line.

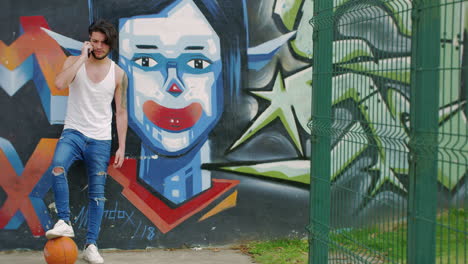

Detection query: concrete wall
xmin=0 ymin=0 xmax=466 ymax=250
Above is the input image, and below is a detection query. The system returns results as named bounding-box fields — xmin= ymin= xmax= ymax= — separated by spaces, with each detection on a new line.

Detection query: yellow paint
xmin=199 ymin=191 xmax=238 ymax=222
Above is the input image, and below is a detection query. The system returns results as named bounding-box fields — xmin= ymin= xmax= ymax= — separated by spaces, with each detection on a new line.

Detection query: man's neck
xmin=88 ymin=56 xmax=109 ymax=65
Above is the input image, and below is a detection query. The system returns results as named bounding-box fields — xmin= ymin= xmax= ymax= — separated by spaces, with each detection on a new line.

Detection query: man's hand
xmin=82 ymin=41 xmax=93 ymax=58
xmin=113 ymin=148 xmax=125 ymax=168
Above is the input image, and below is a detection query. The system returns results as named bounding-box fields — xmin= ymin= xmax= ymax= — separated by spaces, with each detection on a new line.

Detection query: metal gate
xmin=308 ymin=0 xmax=467 ymax=263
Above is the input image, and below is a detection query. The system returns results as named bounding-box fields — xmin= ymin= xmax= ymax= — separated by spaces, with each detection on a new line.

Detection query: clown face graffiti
xmin=119 ymin=0 xmax=223 ymax=155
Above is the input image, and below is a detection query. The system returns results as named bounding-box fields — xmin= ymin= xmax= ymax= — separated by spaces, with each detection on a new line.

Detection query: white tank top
xmin=64 ymin=60 xmax=116 ymax=140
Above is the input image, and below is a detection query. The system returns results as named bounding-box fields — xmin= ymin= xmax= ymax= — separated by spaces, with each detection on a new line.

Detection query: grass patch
xmin=240 ymin=239 xmax=308 ymax=264
xmin=242 ymin=209 xmax=466 ymax=264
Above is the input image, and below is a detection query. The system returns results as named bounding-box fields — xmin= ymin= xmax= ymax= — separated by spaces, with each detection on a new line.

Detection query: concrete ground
xmin=0 ymin=247 xmax=255 ymax=264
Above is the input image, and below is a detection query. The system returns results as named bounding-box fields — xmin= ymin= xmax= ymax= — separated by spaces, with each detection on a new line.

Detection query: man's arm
xmin=113 ymin=69 xmax=128 ymax=168
xmin=55 ymin=41 xmax=93 ymax=90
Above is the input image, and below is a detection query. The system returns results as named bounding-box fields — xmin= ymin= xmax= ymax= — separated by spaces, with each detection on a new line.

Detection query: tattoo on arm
xmin=120 ymin=73 xmax=128 ymax=109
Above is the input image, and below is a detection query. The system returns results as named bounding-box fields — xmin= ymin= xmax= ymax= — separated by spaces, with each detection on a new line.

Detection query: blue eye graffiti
xmin=187 ymin=59 xmax=211 ymax=69
xmin=133 ymin=56 xmax=158 ymax=67
xmin=131 ymin=53 xmax=215 ymax=74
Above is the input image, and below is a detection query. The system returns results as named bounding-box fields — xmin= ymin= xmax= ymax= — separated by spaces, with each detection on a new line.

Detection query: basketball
xmin=43 ymin=237 xmax=78 ymax=264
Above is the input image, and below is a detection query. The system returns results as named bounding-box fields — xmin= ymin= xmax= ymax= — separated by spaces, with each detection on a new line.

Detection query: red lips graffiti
xmin=143 ymin=100 xmax=203 ymax=131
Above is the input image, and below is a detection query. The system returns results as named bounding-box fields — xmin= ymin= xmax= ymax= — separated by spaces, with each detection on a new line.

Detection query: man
xmin=45 ymin=19 xmax=128 ymax=264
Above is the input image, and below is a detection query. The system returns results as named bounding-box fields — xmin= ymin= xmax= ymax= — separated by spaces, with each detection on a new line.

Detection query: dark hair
xmin=88 ymin=19 xmax=117 ymax=51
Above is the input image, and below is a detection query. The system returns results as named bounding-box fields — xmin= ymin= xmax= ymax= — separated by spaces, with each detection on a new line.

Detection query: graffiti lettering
xmin=75 ymin=202 xmax=156 ymax=241
xmin=132 ymin=220 xmax=156 ymax=241
xmin=0 ymin=138 xmax=56 ymax=236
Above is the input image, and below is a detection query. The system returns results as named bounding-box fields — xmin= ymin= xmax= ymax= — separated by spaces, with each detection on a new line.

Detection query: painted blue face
xmin=119 ymin=0 xmax=223 ymax=155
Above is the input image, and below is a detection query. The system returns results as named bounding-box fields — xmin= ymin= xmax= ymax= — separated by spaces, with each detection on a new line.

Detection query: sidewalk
xmin=0 ymin=247 xmax=255 ymax=264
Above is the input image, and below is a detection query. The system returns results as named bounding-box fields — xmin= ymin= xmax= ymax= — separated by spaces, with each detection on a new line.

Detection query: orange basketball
xmin=43 ymin=237 xmax=78 ymax=264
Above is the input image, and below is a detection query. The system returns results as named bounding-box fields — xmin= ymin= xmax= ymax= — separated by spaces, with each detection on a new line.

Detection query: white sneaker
xmin=83 ymin=244 xmax=104 ymax=264
xmin=45 ymin=220 xmax=74 ymax=239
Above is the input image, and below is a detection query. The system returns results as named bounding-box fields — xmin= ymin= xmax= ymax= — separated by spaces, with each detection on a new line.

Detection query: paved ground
xmin=0 ymin=247 xmax=255 ymax=264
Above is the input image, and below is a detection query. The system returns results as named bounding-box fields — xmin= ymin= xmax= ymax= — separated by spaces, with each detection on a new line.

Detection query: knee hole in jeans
xmin=52 ymin=166 xmax=65 ymax=176
xmin=90 ymin=197 xmax=107 ymax=206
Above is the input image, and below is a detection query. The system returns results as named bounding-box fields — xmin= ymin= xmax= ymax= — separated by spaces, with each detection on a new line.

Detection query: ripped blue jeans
xmin=50 ymin=129 xmax=110 ymax=245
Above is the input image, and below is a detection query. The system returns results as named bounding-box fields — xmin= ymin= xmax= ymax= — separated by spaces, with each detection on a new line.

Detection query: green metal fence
xmin=308 ymin=0 xmax=467 ymax=263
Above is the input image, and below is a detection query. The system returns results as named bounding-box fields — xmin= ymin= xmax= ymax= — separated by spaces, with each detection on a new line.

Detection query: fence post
xmin=308 ymin=0 xmax=333 ymax=263
xmin=408 ymin=0 xmax=440 ymax=263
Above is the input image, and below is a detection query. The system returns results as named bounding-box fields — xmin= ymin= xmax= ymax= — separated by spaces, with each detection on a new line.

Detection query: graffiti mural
xmin=0 ymin=0 xmax=309 ymax=249
xmin=0 ymin=0 xmax=466 ymax=250
xmin=117 ymin=0 xmax=237 ymax=207
xmin=220 ymin=0 xmax=467 ymax=225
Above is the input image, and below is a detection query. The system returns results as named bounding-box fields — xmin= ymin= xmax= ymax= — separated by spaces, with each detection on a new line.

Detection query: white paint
xmin=121 ymin=38 xmax=131 ymax=54
xmin=131 ymin=0 xmax=218 ymax=57
xmin=183 ymin=75 xmax=213 ymax=116
xmin=161 ymin=130 xmax=189 ymax=151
